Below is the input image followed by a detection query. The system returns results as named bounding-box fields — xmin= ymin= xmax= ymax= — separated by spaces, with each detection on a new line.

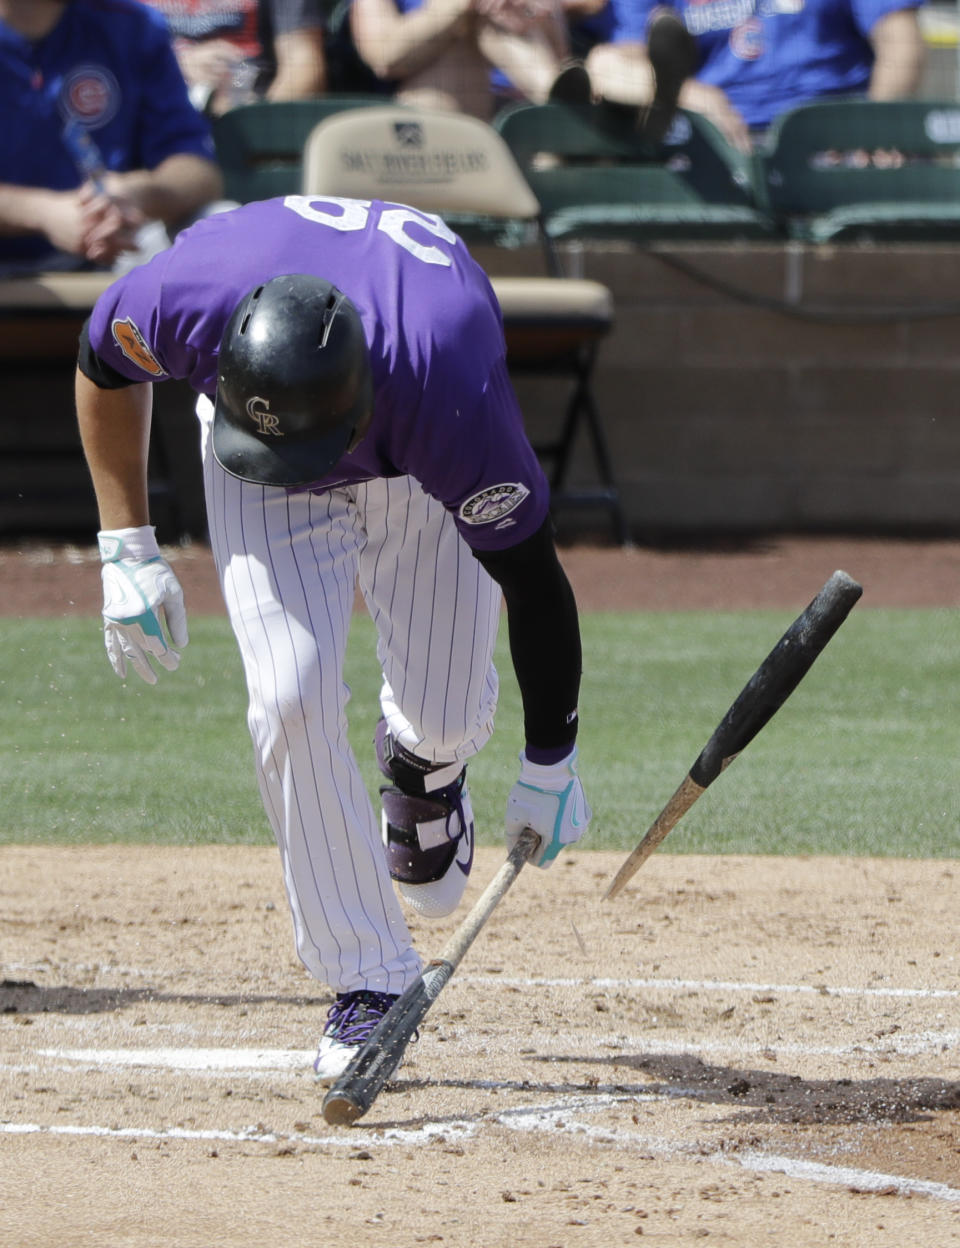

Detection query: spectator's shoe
xmin=548 ymin=60 xmax=593 ymax=107
xmin=638 ymin=6 xmax=698 ymax=143
xmin=313 ymin=989 xmax=399 ymax=1083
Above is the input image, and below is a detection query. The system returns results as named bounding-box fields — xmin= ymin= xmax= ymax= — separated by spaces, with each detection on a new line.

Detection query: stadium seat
xmin=759 ymin=99 xmax=960 ymax=242
xmin=493 ymin=102 xmax=778 ymax=246
xmin=211 ymin=96 xmax=391 ymax=203
xmin=300 ymin=105 xmax=628 ymax=543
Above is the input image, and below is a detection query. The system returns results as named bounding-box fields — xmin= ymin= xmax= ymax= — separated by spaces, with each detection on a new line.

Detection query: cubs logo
xmin=730 ymin=17 xmax=764 ymax=60
xmin=111 ymin=318 xmax=166 ymax=377
xmin=59 ymin=65 xmax=120 ymax=129
xmin=459 ymin=482 xmax=530 ymax=525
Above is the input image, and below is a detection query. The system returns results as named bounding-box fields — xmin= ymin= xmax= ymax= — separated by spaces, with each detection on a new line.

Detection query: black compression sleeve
xmin=77 ymin=318 xmax=139 ymax=389
xmin=475 ymin=518 xmax=581 ymax=753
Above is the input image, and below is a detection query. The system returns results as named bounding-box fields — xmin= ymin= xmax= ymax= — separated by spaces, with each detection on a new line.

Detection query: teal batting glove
xmin=98 ymin=526 xmax=188 ymax=685
xmin=505 ymin=746 xmax=591 ymax=868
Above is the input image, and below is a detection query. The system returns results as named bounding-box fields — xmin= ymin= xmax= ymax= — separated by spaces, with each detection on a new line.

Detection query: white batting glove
xmin=98 ymin=526 xmax=188 ymax=685
xmin=505 ymin=746 xmax=592 ymax=869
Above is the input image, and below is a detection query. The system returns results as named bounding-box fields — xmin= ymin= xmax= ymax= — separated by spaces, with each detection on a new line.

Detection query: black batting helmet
xmin=212 ymin=274 xmax=373 ymax=487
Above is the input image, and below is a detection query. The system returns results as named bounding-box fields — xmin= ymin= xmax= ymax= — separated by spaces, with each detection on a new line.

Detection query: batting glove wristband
xmin=505 ymin=747 xmax=592 ymax=868
xmin=98 ymin=526 xmax=188 ymax=685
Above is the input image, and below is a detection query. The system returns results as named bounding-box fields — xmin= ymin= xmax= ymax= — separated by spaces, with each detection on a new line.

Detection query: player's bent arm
xmin=476 ymin=518 xmax=592 ymax=867
xmin=75 ymin=356 xmax=188 ymax=683
xmin=475 ymin=516 xmax=581 ymax=757
xmin=75 ymin=367 xmax=153 ymax=530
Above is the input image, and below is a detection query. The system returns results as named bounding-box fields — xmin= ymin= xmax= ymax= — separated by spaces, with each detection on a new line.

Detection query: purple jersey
xmin=87 ymin=195 xmax=550 ymax=551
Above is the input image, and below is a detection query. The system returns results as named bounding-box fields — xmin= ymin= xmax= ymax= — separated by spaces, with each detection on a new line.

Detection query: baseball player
xmin=75 ymin=194 xmax=591 ymax=1080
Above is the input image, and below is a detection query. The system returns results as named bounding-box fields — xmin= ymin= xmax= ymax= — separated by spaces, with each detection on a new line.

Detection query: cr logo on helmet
xmin=246 ymin=396 xmax=284 ymax=437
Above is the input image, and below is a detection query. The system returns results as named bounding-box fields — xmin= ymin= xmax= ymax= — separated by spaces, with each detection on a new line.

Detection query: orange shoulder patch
xmin=111 ymin=317 xmax=166 ymax=378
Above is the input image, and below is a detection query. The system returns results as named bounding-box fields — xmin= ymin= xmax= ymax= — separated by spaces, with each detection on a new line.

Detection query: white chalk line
xmin=19 ymin=1022 xmax=959 ymax=1077
xmin=37 ymin=1047 xmax=314 ymax=1071
xmin=457 ymin=975 xmax=960 ymax=1001
xmin=5 ymin=971 xmax=955 ymax=1002
xmin=3 ymin=1099 xmax=959 ymax=1207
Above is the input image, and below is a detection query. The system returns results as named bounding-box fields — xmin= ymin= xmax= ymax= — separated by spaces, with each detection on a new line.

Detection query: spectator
xmin=583 ymin=0 xmax=926 ymax=153
xmin=0 ymin=0 xmax=226 ymax=276
xmin=142 ymin=0 xmax=328 ymax=117
xmin=349 ymin=0 xmax=574 ymax=120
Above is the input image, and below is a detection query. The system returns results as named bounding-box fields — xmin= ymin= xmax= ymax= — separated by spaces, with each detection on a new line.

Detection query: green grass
xmin=2 ymin=609 xmax=957 ymax=856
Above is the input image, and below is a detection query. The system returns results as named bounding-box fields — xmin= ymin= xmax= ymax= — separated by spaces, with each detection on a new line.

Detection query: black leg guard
xmin=374 ymin=721 xmax=475 ymax=916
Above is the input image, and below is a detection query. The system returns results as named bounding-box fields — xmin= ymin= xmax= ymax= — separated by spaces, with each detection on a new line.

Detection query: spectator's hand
xmin=678 ymin=79 xmax=752 ymax=154
xmin=504 ymin=747 xmax=591 ymax=868
xmin=77 ymin=183 xmax=144 ymax=265
xmin=173 ymin=36 xmax=244 ymax=91
xmin=476 ymin=0 xmax=558 ymax=36
xmin=33 ymin=188 xmax=93 ymax=257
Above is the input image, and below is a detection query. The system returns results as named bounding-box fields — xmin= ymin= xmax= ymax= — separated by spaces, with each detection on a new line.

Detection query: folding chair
xmin=301 ymin=105 xmax=627 ymax=544
xmin=494 ymin=102 xmax=777 ymax=245
xmin=759 ymin=99 xmax=960 ymax=242
xmin=211 ymin=96 xmax=391 ymax=203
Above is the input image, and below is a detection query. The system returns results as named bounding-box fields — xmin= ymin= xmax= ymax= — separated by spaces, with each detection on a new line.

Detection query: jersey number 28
xmin=284 ymin=195 xmax=457 ymax=268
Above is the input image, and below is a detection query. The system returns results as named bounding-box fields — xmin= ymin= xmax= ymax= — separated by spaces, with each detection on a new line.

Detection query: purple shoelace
xmin=324 ymin=989 xmax=397 ymax=1046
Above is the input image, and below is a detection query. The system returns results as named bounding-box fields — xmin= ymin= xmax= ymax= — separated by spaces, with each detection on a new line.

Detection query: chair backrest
xmin=493 ymin=102 xmax=774 ymax=241
xmin=761 ymin=98 xmax=960 ymax=218
xmin=212 ymin=96 xmax=390 ymax=203
xmin=301 ymin=105 xmax=542 ymax=244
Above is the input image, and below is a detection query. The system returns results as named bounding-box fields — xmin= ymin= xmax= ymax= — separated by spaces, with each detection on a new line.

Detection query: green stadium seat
xmin=493 ymin=102 xmax=778 ymax=245
xmin=211 ymin=96 xmax=391 ymax=203
xmin=759 ymin=99 xmax=960 ymax=242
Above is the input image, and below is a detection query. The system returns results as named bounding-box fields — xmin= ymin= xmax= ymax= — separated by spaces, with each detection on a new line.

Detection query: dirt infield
xmin=1 ymin=848 xmax=958 ymax=1247
xmin=1 ymin=537 xmax=958 ymax=1246
xmin=3 ymin=532 xmax=960 ymax=615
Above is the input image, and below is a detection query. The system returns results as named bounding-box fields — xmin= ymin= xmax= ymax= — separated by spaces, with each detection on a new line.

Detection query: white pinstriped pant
xmin=198 ymin=400 xmax=502 ymax=993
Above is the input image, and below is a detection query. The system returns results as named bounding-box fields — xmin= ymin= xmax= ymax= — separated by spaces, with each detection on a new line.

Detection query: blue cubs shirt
xmin=86 ymin=195 xmax=552 ymax=552
xmin=0 ymin=0 xmax=216 ymax=267
xmin=627 ymin=0 xmax=924 ymax=129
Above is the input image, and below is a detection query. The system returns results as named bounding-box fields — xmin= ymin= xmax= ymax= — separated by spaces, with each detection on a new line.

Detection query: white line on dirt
xmin=457 ymin=976 xmax=960 ymax=1000
xmin=26 ymin=1024 xmax=960 ymax=1074
xmin=36 ymin=1048 xmax=314 ymax=1071
xmin=732 ymin=1150 xmax=960 ymax=1204
xmin=3 ymin=1111 xmax=959 ymax=1206
xmin=9 ymin=971 xmax=953 ymax=1001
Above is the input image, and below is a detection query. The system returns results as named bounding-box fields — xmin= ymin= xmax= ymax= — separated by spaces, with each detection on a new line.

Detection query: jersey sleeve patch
xmin=458 ymin=482 xmax=530 ymax=525
xmin=111 ymin=317 xmax=166 ymax=377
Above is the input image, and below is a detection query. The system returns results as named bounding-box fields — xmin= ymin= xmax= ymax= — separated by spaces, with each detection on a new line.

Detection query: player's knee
xmin=374 ymin=719 xmax=465 ymax=795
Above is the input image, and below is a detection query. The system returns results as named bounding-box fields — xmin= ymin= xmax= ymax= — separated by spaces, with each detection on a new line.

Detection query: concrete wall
xmin=495 ymin=240 xmax=960 ymax=541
